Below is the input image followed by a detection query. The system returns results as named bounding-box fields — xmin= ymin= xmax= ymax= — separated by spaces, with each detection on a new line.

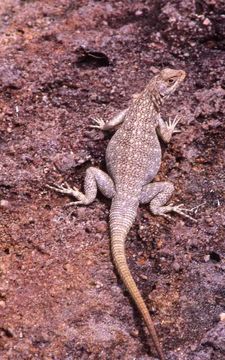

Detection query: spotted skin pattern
xmin=48 ymin=68 xmax=192 ymax=360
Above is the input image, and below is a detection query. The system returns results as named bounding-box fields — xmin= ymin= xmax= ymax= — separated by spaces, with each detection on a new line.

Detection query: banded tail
xmin=110 ymin=198 xmax=165 ymax=360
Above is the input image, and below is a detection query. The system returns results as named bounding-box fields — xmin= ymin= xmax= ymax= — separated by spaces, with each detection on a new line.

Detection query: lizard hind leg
xmin=47 ymin=167 xmax=115 ymax=206
xmin=140 ymin=181 xmax=196 ymax=222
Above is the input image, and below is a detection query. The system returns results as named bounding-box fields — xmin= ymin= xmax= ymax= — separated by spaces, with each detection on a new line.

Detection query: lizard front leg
xmin=157 ymin=115 xmax=181 ymax=143
xmin=140 ymin=181 xmax=196 ymax=222
xmin=47 ymin=167 xmax=115 ymax=206
xmin=90 ymin=108 xmax=128 ymax=131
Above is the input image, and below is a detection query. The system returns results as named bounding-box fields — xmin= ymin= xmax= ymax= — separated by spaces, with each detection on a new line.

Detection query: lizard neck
xmin=125 ymin=89 xmax=161 ymax=130
xmin=144 ymin=86 xmax=164 ymax=112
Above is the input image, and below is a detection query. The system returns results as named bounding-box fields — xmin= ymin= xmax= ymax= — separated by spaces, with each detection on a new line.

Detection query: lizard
xmin=47 ymin=68 xmax=196 ymax=360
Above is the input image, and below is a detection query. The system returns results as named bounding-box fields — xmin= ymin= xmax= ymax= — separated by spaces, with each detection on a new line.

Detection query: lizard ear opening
xmin=158 ymin=82 xmax=168 ymax=97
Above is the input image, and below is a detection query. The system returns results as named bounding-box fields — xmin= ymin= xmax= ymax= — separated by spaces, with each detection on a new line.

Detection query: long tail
xmin=110 ymin=199 xmax=165 ymax=360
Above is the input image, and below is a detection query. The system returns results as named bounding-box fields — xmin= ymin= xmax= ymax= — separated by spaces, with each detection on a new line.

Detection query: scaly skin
xmin=48 ymin=68 xmax=195 ymax=360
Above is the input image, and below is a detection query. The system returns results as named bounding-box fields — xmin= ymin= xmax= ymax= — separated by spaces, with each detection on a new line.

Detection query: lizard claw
xmin=89 ymin=117 xmax=106 ymax=130
xmin=155 ymin=202 xmax=198 ymax=222
xmin=46 ymin=182 xmax=81 ymax=198
xmin=169 ymin=203 xmax=198 ymax=222
xmin=187 ymin=202 xmax=206 ymax=213
xmin=46 ymin=183 xmax=67 ymax=193
xmin=161 ymin=213 xmax=173 ymax=221
xmin=166 ymin=115 xmax=182 ymax=134
xmin=64 ymin=200 xmax=84 ymax=207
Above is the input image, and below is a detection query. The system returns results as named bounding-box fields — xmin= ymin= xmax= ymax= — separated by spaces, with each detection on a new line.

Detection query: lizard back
xmin=106 ymin=92 xmax=161 ymax=197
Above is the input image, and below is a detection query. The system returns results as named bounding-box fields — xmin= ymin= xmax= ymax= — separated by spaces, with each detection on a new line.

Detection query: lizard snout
xmin=178 ymin=70 xmax=186 ymax=81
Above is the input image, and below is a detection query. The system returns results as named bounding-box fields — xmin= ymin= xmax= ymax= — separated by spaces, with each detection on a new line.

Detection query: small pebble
xmin=203 ymin=18 xmax=211 ymax=26
xmin=0 ymin=300 xmax=6 ymax=308
xmin=63 ymin=263 xmax=73 ymax=273
xmin=219 ymin=313 xmax=225 ymax=322
xmin=76 ymin=207 xmax=87 ymax=218
xmin=140 ymin=274 xmax=148 ymax=280
xmin=150 ymin=66 xmax=159 ymax=74
xmin=130 ymin=329 xmax=139 ymax=337
xmin=0 ymin=264 xmax=6 ymax=274
xmin=95 ymin=281 xmax=103 ymax=289
xmin=135 ymin=10 xmax=143 ymax=16
xmin=172 ymin=261 xmax=181 ymax=272
xmin=0 ymin=200 xmax=10 ymax=208
xmin=204 ymin=255 xmax=210 ymax=262
xmin=95 ymin=221 xmax=107 ymax=233
xmin=205 ymin=217 xmax=214 ymax=226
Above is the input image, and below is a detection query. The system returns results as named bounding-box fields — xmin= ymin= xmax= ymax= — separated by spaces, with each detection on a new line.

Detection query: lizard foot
xmin=166 ymin=115 xmax=182 ymax=134
xmin=89 ymin=116 xmax=106 ymax=130
xmin=165 ymin=203 xmax=197 ymax=222
xmin=46 ymin=182 xmax=87 ymax=205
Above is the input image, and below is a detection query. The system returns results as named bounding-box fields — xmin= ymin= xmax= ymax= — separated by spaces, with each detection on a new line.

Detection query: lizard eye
xmin=167 ymin=78 xmax=176 ymax=84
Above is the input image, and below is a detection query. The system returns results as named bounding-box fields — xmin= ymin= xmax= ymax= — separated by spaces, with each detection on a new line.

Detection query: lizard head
xmin=155 ymin=68 xmax=186 ymax=98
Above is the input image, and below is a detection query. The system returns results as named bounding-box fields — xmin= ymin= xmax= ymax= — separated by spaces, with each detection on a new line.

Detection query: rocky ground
xmin=0 ymin=1 xmax=225 ymax=359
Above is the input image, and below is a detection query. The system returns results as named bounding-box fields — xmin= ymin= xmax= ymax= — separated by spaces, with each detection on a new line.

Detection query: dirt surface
xmin=0 ymin=1 xmax=225 ymax=359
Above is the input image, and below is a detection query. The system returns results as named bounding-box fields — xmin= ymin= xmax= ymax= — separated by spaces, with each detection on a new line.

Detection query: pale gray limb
xmin=47 ymin=167 xmax=115 ymax=206
xmin=90 ymin=108 xmax=128 ymax=131
xmin=157 ymin=115 xmax=181 ymax=143
xmin=140 ymin=181 xmax=197 ymax=221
